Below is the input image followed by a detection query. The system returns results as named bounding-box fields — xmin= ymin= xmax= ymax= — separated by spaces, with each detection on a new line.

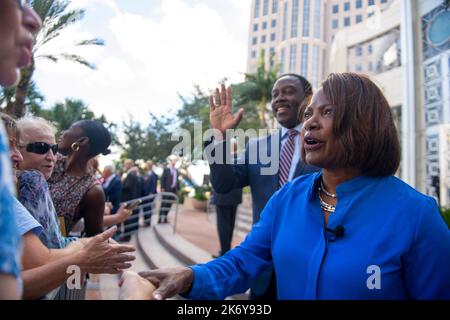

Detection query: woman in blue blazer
xmin=124 ymin=73 xmax=450 ymax=300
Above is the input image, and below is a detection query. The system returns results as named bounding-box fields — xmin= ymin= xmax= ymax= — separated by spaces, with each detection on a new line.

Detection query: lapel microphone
xmin=326 ymin=225 xmax=345 ymax=239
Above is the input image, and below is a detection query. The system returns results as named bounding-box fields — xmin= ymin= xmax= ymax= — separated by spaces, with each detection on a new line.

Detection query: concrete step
xmin=136 ymin=226 xmax=185 ymax=269
xmin=152 ymin=224 xmax=213 ymax=265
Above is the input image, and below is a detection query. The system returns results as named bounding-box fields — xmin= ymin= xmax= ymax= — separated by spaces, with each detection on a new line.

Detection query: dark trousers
xmin=215 ymin=205 xmax=238 ymax=254
xmin=141 ymin=196 xmax=155 ymax=226
xmin=159 ymin=189 xmax=176 ymax=219
xmin=122 ymin=207 xmax=140 ymax=238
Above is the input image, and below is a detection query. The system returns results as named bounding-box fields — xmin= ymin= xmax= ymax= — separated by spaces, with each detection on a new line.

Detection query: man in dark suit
xmin=212 ymin=187 xmax=242 ymax=257
xmin=206 ymin=74 xmax=319 ymax=300
xmin=142 ymin=160 xmax=159 ymax=226
xmin=159 ymin=155 xmax=179 ymax=224
xmin=120 ymin=159 xmax=142 ymax=241
xmin=102 ymin=164 xmax=122 ymax=214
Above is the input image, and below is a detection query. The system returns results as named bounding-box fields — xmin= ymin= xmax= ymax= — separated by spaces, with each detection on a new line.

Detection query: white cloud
xmin=33 ymin=0 xmax=250 ymax=126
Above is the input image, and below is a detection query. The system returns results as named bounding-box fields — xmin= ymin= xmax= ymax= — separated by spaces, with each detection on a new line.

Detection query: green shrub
xmin=439 ymin=207 xmax=450 ymax=229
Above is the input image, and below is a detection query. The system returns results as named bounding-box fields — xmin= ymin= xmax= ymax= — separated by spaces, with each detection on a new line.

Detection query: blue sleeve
xmin=403 ymin=198 xmax=450 ymax=299
xmin=208 ymin=140 xmax=250 ymax=194
xmin=14 ymin=199 xmax=43 ymax=238
xmin=0 ymin=130 xmax=21 ymax=278
xmin=185 ymin=193 xmax=275 ymax=299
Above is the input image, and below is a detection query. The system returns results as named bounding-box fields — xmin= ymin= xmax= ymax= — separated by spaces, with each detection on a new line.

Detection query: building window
xmin=355 ymin=46 xmax=362 ymax=56
xmin=254 ymin=0 xmax=260 ymax=18
xmin=368 ymin=61 xmax=373 ymax=71
xmin=252 ymin=37 xmax=257 ymax=45
xmin=356 ymin=15 xmax=362 ymax=23
xmin=251 ymin=50 xmax=257 ymax=58
xmin=271 ymin=33 xmax=276 ymax=41
xmin=272 ymin=0 xmax=279 ymax=14
xmin=356 ymin=64 xmax=363 ymax=71
xmin=344 ymin=2 xmax=350 ymax=11
xmin=280 ymin=47 xmax=286 ymax=74
xmin=381 ymin=0 xmax=388 ymax=3
xmin=303 ymin=0 xmax=310 ymax=37
xmin=356 ymin=0 xmax=362 ymax=9
xmin=332 ymin=19 xmax=339 ymax=29
xmin=344 ymin=17 xmax=351 ymax=26
xmin=263 ymin=0 xmax=269 ymax=16
xmin=312 ymin=45 xmax=320 ymax=88
xmin=289 ymin=44 xmax=297 ymax=73
xmin=261 ymin=35 xmax=266 ymax=43
xmin=332 ymin=4 xmax=339 ymax=14
xmin=282 ymin=2 xmax=288 ymax=40
xmin=313 ymin=0 xmax=321 ymax=39
xmin=291 ymin=0 xmax=299 ymax=38
xmin=368 ymin=44 xmax=373 ymax=54
xmin=368 ymin=0 xmax=374 ymax=5
xmin=301 ymin=44 xmax=309 ymax=76
xmin=271 ymin=19 xmax=276 ymax=28
xmin=368 ymin=11 xmax=374 ymax=17
xmin=253 ymin=24 xmax=258 ymax=32
xmin=263 ymin=21 xmax=268 ymax=29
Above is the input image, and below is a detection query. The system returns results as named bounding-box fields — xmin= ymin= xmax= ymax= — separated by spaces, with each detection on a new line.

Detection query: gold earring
xmin=71 ymin=143 xmax=80 ymax=152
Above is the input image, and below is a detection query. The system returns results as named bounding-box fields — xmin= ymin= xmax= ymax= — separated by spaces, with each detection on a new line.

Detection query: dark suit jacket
xmin=160 ymin=167 xmax=179 ymax=192
xmin=208 ymin=131 xmax=320 ymax=223
xmin=121 ymin=171 xmax=142 ymax=202
xmin=103 ymin=175 xmax=122 ymax=214
xmin=142 ymin=171 xmax=158 ymax=196
xmin=212 ymin=188 xmax=242 ymax=206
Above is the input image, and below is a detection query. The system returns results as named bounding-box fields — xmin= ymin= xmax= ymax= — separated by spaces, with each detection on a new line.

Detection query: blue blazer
xmin=103 ymin=175 xmax=122 ymax=214
xmin=208 ymin=132 xmax=319 ymax=223
xmin=187 ymin=173 xmax=450 ymax=300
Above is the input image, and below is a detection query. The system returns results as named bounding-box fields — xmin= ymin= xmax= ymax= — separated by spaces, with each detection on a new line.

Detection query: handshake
xmin=118 ymin=267 xmax=194 ymax=300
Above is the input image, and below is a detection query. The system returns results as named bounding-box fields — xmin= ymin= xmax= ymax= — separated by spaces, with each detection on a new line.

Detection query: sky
xmin=33 ymin=0 xmax=252 ymax=125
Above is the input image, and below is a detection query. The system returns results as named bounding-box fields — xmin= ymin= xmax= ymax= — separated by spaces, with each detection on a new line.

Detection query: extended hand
xmin=76 ymin=226 xmax=136 ymax=274
xmin=138 ymin=267 xmax=194 ymax=300
xmin=118 ymin=271 xmax=156 ymax=300
xmin=209 ymin=84 xmax=244 ymax=136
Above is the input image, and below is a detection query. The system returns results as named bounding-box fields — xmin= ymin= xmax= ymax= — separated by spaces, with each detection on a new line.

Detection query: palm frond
xmin=75 ymin=38 xmax=105 ymax=47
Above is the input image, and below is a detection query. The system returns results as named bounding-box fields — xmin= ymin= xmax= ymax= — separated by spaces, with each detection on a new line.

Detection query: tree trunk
xmin=5 ymin=61 xmax=34 ymax=118
xmin=258 ymin=96 xmax=266 ymax=128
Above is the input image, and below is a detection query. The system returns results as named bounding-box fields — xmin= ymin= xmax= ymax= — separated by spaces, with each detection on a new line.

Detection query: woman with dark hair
xmin=124 ymin=73 xmax=450 ymax=300
xmin=48 ymin=120 xmax=112 ymax=236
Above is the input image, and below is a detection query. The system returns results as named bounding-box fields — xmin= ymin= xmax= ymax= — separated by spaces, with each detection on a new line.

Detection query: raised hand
xmin=209 ymin=84 xmax=244 ymax=136
xmin=138 ymin=267 xmax=194 ymax=300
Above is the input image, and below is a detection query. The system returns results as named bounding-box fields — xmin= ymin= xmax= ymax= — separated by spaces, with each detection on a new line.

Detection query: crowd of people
xmin=1 ymin=0 xmax=449 ymax=301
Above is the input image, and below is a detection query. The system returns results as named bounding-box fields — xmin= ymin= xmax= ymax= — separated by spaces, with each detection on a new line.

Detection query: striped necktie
xmin=279 ymin=129 xmax=298 ymax=187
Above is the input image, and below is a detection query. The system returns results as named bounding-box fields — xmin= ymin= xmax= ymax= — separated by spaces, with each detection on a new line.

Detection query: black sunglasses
xmin=23 ymin=142 xmax=58 ymax=155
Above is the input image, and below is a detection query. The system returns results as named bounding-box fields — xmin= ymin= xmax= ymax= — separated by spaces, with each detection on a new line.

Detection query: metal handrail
xmin=117 ymin=192 xmax=179 ymax=239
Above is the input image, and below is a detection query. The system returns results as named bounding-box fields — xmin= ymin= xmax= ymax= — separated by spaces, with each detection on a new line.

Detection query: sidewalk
xmin=168 ymin=205 xmax=244 ymax=256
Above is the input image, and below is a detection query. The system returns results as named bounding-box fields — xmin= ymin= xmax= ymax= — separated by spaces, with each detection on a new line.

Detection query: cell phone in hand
xmin=125 ymin=200 xmax=142 ymax=210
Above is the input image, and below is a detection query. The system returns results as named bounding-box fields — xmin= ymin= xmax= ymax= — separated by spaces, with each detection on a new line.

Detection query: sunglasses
xmin=22 ymin=142 xmax=58 ymax=155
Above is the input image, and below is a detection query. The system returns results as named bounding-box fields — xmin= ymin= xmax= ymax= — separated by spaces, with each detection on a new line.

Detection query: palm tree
xmin=4 ymin=0 xmax=104 ymax=118
xmin=240 ymin=50 xmax=280 ymax=128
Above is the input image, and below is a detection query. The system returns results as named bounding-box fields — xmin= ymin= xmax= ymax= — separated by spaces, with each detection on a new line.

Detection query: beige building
xmin=247 ymin=0 xmax=450 ymax=205
xmin=246 ymin=0 xmax=393 ymax=88
xmin=323 ymin=0 xmax=450 ymax=205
